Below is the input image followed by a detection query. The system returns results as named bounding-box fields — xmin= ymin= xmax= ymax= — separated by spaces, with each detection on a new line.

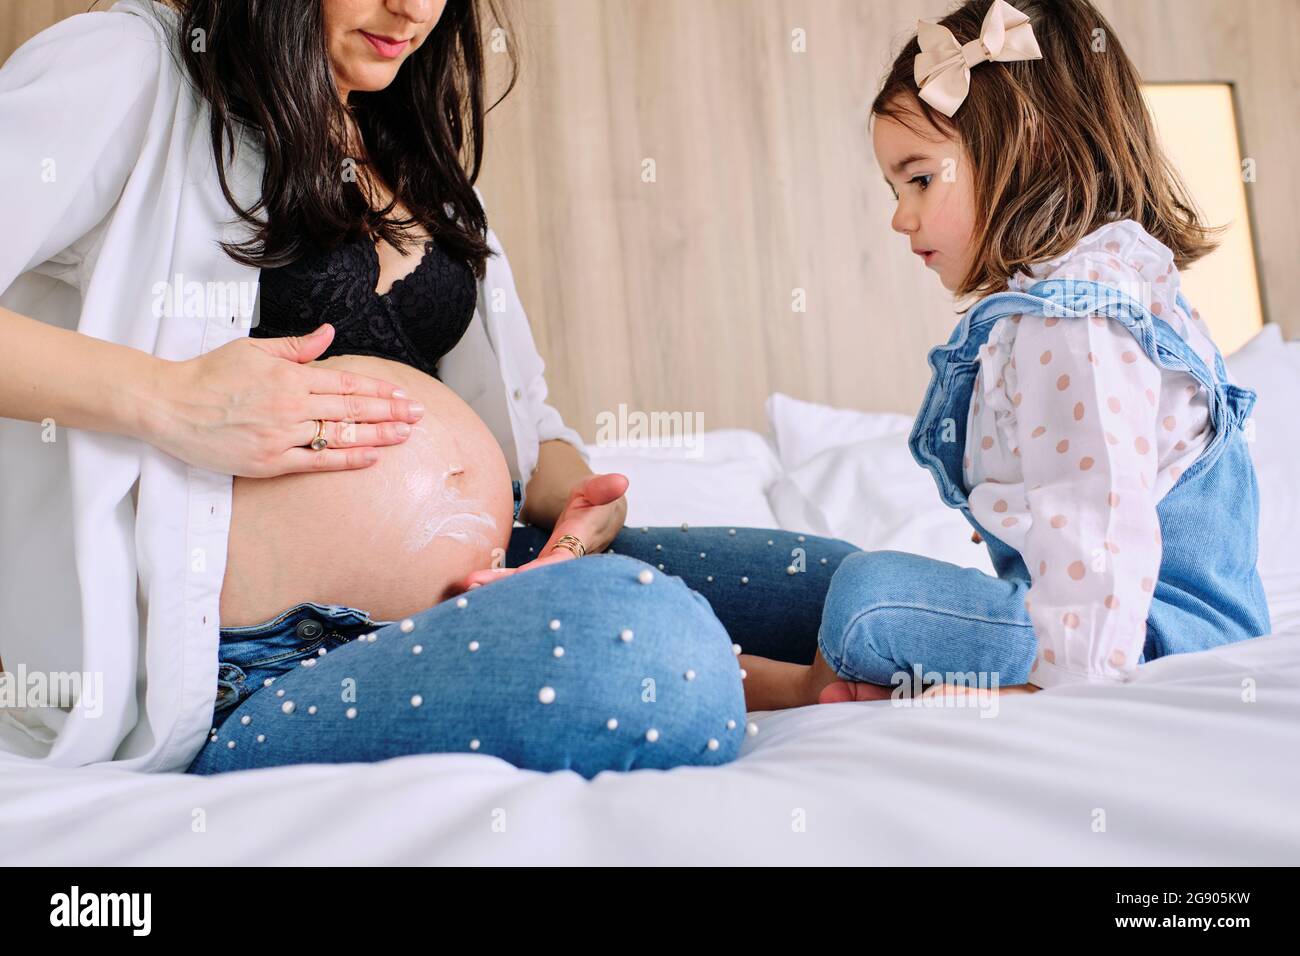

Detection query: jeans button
xmin=296 ymin=619 xmax=323 ymax=639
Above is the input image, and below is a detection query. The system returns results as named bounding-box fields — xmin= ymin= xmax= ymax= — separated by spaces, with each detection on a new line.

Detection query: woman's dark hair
xmin=128 ymin=0 xmax=517 ymax=277
xmin=871 ymin=0 xmax=1220 ymax=303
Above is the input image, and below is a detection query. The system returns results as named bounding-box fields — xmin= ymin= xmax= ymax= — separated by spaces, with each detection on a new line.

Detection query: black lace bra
xmin=250 ymin=232 xmax=477 ymax=379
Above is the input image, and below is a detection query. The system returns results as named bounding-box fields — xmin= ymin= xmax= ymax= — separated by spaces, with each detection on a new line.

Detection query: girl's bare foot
xmin=739 ymin=649 xmax=859 ymax=710
xmin=818 ymin=680 xmax=895 ymax=703
xmin=737 ymin=655 xmax=805 ymax=710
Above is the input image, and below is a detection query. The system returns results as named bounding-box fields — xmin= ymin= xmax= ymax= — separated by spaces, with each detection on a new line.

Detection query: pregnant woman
xmin=0 ymin=0 xmax=856 ymax=778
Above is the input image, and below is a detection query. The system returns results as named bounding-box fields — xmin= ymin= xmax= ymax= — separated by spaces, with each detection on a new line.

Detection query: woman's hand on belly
xmin=219 ymin=355 xmax=515 ymax=627
xmin=153 ymin=324 xmax=426 ymax=477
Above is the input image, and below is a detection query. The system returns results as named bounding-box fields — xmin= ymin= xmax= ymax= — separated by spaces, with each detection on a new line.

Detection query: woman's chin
xmin=218 ymin=354 xmax=515 ymax=628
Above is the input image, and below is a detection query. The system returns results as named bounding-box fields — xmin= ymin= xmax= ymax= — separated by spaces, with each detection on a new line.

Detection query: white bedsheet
xmin=1 ymin=628 xmax=1295 ymax=865
xmin=2 ymin=421 xmax=1296 ymax=865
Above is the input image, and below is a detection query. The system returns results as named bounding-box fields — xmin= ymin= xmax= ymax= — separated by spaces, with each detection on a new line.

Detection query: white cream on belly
xmin=379 ymin=414 xmax=501 ymax=553
xmin=400 ymin=464 xmax=498 ymax=552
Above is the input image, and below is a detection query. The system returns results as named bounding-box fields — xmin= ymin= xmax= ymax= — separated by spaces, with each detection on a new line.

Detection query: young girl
xmin=741 ymin=0 xmax=1271 ymax=708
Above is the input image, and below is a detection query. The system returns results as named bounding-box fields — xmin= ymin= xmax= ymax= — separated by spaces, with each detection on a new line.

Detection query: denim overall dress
xmin=817 ymin=278 xmax=1270 ymax=687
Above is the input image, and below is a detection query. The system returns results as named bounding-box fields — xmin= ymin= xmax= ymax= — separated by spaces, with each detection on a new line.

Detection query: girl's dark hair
xmin=134 ymin=0 xmax=516 ymax=278
xmin=871 ymin=0 xmax=1221 ymax=302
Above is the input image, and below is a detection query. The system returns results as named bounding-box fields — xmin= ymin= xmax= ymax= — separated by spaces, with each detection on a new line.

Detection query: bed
xmin=1 ymin=324 xmax=1296 ymax=866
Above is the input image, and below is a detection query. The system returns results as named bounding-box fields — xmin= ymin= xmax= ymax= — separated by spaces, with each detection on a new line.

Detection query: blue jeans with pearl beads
xmin=511 ymin=525 xmax=859 ymax=665
xmin=187 ymin=527 xmax=858 ymax=778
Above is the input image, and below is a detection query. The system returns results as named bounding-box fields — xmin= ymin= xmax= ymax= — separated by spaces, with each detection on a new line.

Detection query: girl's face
xmin=322 ymin=0 xmax=447 ymax=101
xmin=872 ymin=98 xmax=977 ymax=292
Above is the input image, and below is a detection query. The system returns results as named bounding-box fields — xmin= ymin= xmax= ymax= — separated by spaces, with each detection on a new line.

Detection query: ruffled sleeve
xmin=1010 ymin=243 xmax=1167 ymax=687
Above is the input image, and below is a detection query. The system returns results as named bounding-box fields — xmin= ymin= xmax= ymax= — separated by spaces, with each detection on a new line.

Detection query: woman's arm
xmin=521 ymin=439 xmax=597 ymax=525
xmin=521 ymin=438 xmax=628 ymax=550
xmin=0 ymin=306 xmax=424 ymax=476
xmin=0 ymin=305 xmax=162 ymax=438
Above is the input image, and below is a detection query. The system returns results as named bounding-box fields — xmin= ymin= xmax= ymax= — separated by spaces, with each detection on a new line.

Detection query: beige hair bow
xmin=913 ymin=0 xmax=1043 ymax=118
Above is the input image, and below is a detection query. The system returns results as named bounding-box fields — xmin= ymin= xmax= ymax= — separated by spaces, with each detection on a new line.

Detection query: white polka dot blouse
xmin=962 ymin=218 xmax=1231 ymax=688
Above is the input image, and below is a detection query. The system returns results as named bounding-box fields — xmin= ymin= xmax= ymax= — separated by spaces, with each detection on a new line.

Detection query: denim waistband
xmin=219 ymin=601 xmax=395 ymax=641
xmin=211 ymin=601 xmax=398 ymax=731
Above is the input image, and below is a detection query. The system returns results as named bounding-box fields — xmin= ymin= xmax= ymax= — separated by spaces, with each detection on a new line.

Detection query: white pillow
xmin=765 ymin=396 xmax=995 ymax=571
xmin=1225 ymin=323 xmax=1300 ymax=628
xmin=765 ymin=392 xmax=913 ymax=471
xmin=586 ymin=429 xmax=783 ymax=529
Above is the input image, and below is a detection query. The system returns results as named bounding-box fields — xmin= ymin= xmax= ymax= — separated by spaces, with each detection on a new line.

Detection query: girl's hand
xmin=145 ymin=324 xmax=426 ymax=477
xmin=453 ymin=473 xmax=630 ymax=591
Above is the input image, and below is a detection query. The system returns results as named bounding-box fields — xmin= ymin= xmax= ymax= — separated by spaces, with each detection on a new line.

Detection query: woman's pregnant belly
xmin=218 ymin=354 xmax=515 ymax=628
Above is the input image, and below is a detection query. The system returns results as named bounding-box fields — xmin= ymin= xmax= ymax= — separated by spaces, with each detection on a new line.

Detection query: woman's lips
xmin=360 ymin=30 xmax=410 ymax=58
xmin=915 ymin=249 xmax=937 ymax=264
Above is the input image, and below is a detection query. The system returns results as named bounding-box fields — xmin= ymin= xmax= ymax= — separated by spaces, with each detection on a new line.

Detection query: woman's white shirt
xmin=0 ymin=0 xmax=586 ymax=770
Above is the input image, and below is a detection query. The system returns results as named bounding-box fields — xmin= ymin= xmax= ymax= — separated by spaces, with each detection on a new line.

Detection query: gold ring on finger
xmin=309 ymin=419 xmax=329 ymax=451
